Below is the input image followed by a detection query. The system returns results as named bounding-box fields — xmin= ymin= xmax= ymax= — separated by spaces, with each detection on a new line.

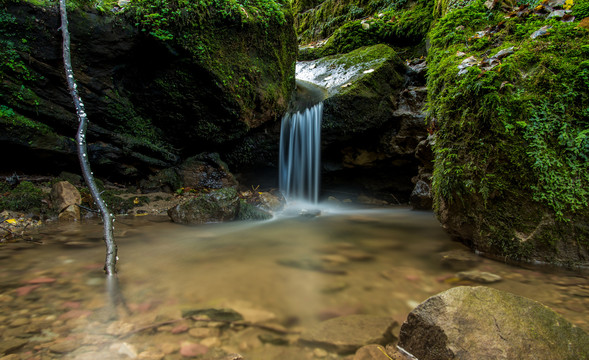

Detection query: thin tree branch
xmin=58 ymin=0 xmax=117 ymax=277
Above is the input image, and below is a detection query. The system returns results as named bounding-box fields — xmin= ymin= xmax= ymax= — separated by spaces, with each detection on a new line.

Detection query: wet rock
xmin=182 ymin=308 xmax=243 ymax=323
xmin=179 ymin=153 xmax=238 ymax=191
xmin=439 ymin=249 xmax=481 ymax=271
xmin=235 ymin=201 xmax=273 ymax=221
xmin=168 ymin=188 xmax=240 ymax=224
xmin=257 ymin=192 xmax=285 ymax=212
xmin=410 ymin=180 xmax=432 ymax=210
xmin=160 ymin=342 xmax=180 ymax=355
xmin=456 ymin=270 xmax=502 ymax=283
xmin=180 ymin=342 xmax=209 ymax=357
xmin=0 ymin=338 xmax=27 ymax=355
xmin=59 ymin=205 xmax=81 ymax=221
xmin=189 ymin=328 xmax=218 ymax=339
xmin=299 ymin=314 xmax=397 ymax=354
xmin=258 ymin=333 xmax=289 ymax=345
xmin=49 ymin=339 xmax=78 ymax=354
xmin=398 ymin=286 xmax=589 ymax=360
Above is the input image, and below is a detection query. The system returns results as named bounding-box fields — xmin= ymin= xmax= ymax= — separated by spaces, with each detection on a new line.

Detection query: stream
xmin=1 ymin=206 xmax=588 ymax=359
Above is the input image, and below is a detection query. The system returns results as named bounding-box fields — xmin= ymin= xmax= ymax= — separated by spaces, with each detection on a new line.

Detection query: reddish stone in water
xmin=15 ymin=284 xmax=41 ymax=296
xmin=171 ymin=324 xmax=190 ymax=334
xmin=27 ymin=277 xmax=57 ymax=284
xmin=179 ymin=342 xmax=208 ymax=357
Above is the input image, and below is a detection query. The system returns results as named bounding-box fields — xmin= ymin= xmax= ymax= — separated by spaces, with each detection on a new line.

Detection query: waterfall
xmin=279 ymin=102 xmax=323 ymax=203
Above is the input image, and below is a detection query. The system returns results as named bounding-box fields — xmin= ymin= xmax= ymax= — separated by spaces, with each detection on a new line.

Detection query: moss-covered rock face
xmin=0 ymin=0 xmax=296 ymax=180
xmin=298 ymin=0 xmax=434 ymax=60
xmin=427 ymin=0 xmax=589 ymax=266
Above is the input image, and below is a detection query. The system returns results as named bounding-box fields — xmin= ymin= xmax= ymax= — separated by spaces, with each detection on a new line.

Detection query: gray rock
xmin=398 ymin=286 xmax=589 ymax=360
xmin=456 ymin=270 xmax=502 ymax=283
xmin=168 ymin=188 xmax=240 ymax=224
xmin=299 ymin=314 xmax=397 ymax=354
xmin=410 ymin=180 xmax=432 ymax=210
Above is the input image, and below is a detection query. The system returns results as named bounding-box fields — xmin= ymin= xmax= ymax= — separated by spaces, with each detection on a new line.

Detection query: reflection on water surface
xmin=1 ymin=207 xmax=587 ymax=359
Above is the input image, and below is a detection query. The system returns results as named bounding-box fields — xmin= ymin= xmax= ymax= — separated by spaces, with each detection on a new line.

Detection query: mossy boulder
xmin=0 ymin=0 xmax=296 ymax=180
xmin=427 ymin=0 xmax=589 ymax=266
xmin=399 ymin=286 xmax=589 ymax=360
xmin=168 ymin=187 xmax=241 ymax=224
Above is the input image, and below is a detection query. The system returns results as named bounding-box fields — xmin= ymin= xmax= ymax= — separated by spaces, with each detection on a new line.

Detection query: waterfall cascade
xmin=279 ymin=102 xmax=323 ymax=204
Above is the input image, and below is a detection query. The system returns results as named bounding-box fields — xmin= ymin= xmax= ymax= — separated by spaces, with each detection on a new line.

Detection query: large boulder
xmin=296 ymin=44 xmax=428 ymax=202
xmin=427 ymin=2 xmax=589 ymax=266
xmin=0 ymin=0 xmax=296 ymax=180
xmin=398 ymin=286 xmax=589 ymax=360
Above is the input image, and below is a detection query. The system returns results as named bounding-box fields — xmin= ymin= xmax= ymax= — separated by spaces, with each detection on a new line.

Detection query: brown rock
xmin=299 ymin=315 xmax=397 ymax=354
xmin=49 ymin=340 xmax=78 ymax=353
xmin=58 ymin=204 xmax=81 ymax=222
xmin=51 ymin=181 xmax=81 ymax=213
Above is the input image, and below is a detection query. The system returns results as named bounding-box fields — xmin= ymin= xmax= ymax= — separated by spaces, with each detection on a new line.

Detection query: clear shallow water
xmin=1 ymin=207 xmax=588 ymax=359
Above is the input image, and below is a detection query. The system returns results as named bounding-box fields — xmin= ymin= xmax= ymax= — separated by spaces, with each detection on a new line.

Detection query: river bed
xmin=1 ymin=206 xmax=587 ymax=359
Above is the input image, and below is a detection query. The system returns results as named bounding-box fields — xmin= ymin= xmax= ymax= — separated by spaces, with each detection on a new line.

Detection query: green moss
xmin=427 ymin=0 xmax=589 ymax=263
xmin=299 ymin=0 xmax=434 ymax=60
xmin=0 ymin=181 xmax=46 ymax=213
xmin=236 ymin=199 xmax=272 ymax=221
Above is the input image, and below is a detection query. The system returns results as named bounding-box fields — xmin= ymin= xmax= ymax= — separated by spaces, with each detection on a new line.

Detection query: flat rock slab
xmin=399 ymin=286 xmax=589 ymax=360
xmin=299 ymin=314 xmax=397 ymax=354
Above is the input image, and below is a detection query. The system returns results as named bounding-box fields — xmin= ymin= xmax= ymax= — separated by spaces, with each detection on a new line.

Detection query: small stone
xmin=180 ymin=342 xmax=208 ymax=357
xmin=160 ymin=342 xmax=179 ymax=355
xmin=138 ymin=350 xmax=164 ymax=360
xmin=456 ymin=270 xmax=502 ymax=284
xmin=10 ymin=317 xmax=30 ymax=327
xmin=0 ymin=338 xmax=28 ymax=355
xmin=200 ymin=337 xmax=221 ymax=347
xmin=313 ymin=348 xmax=328 ymax=358
xmin=258 ymin=334 xmax=289 ymax=345
xmin=49 ymin=340 xmax=78 ymax=353
xmin=189 ymin=328 xmax=213 ymax=338
xmin=172 ymin=324 xmax=190 ymax=334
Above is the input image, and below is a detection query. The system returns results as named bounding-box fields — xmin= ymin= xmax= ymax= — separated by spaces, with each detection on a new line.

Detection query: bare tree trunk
xmin=58 ymin=0 xmax=117 ymax=277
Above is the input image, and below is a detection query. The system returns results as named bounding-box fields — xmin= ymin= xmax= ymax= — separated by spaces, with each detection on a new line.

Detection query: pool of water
xmin=1 ymin=206 xmax=587 ymax=359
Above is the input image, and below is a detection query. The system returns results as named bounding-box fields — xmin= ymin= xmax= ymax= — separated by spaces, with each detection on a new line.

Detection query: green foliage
xmin=132 ymin=0 xmax=288 ymax=42
xmin=572 ymin=0 xmax=589 ymax=18
xmin=0 ymin=181 xmax=46 ymax=213
xmin=300 ymin=0 xmax=433 ymax=59
xmin=0 ymin=105 xmax=52 ymax=134
xmin=428 ymin=0 xmax=589 ymax=228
